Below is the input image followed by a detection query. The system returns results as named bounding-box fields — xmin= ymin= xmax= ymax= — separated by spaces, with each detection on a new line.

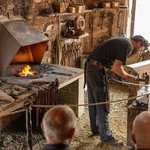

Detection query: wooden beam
xmin=130 ymin=0 xmax=137 ymax=36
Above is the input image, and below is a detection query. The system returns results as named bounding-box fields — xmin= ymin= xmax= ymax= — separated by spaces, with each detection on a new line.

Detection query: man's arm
xmin=111 ymin=59 xmax=136 ymax=81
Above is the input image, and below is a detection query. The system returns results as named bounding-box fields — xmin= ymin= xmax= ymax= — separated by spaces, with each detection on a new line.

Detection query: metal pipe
xmin=26 ymin=106 xmax=33 ymax=150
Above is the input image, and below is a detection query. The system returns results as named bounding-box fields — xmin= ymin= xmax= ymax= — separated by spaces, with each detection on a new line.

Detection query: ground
xmin=0 ymin=107 xmax=129 ymax=150
xmin=0 ymin=85 xmax=131 ymax=150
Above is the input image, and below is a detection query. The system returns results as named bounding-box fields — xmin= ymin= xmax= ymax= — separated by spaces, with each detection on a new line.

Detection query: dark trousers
xmin=86 ymin=62 xmax=113 ymax=141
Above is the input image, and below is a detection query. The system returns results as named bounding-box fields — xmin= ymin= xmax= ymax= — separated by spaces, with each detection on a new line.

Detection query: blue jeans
xmin=86 ymin=62 xmax=113 ymax=141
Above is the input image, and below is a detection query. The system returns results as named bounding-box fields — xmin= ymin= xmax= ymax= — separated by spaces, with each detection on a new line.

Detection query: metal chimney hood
xmin=0 ymin=17 xmax=49 ymax=73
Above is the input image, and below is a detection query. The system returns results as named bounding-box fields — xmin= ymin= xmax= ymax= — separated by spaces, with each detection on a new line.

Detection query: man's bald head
xmin=132 ymin=111 xmax=150 ymax=149
xmin=42 ymin=105 xmax=77 ymax=144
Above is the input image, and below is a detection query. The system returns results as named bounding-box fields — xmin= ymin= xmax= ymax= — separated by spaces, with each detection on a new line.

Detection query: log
xmin=0 ymin=92 xmax=34 ymax=118
xmin=0 ymin=90 xmax=15 ymax=102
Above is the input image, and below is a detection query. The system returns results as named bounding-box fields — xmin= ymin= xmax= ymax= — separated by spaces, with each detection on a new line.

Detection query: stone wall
xmin=0 ymin=0 xmax=31 ymax=17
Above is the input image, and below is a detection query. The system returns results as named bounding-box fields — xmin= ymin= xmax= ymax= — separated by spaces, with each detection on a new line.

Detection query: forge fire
xmin=18 ymin=65 xmax=37 ymax=77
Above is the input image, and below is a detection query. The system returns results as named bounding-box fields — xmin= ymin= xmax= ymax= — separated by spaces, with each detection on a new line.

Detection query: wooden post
xmin=148 ymin=95 xmax=150 ymax=110
xmin=130 ymin=0 xmax=137 ymax=37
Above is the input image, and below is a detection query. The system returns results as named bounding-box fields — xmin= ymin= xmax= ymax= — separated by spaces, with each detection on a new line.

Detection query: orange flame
xmin=19 ymin=65 xmax=35 ymax=77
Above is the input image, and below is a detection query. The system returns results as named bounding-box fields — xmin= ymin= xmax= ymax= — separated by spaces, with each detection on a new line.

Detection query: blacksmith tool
xmin=47 ymin=70 xmax=72 ymax=76
xmin=52 ymin=71 xmax=72 ymax=76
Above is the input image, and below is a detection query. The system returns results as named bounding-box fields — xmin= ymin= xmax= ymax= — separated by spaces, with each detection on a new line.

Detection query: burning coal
xmin=19 ymin=65 xmax=37 ymax=77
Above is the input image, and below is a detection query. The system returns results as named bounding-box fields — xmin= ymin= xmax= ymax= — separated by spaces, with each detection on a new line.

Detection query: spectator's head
xmin=42 ymin=105 xmax=77 ymax=144
xmin=131 ymin=35 xmax=149 ymax=51
xmin=132 ymin=111 xmax=150 ymax=149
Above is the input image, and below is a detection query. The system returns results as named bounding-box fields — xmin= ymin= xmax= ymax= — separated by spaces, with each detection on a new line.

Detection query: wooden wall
xmin=0 ymin=0 xmax=130 ymax=67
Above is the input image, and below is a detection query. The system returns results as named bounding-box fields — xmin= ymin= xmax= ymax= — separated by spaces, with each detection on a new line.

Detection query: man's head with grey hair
xmin=132 ymin=111 xmax=150 ymax=149
xmin=42 ymin=105 xmax=77 ymax=144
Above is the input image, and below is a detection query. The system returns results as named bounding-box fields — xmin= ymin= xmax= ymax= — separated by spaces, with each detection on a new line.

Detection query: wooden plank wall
xmin=0 ymin=0 xmax=129 ymax=67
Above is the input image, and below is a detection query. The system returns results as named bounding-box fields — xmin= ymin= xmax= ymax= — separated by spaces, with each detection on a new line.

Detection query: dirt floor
xmin=0 ymin=85 xmax=131 ymax=150
xmin=0 ymin=110 xmax=129 ymax=150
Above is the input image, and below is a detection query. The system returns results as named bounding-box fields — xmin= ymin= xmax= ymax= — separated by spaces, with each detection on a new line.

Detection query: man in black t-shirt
xmin=85 ymin=35 xmax=148 ymax=145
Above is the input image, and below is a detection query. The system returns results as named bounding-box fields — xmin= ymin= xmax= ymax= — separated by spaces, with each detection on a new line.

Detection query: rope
xmin=32 ymin=92 xmax=150 ymax=109
xmin=0 ymin=80 xmax=149 ymax=117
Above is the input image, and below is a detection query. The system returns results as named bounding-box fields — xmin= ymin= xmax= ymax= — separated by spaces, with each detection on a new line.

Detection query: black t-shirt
xmin=88 ymin=37 xmax=133 ymax=68
xmin=43 ymin=144 xmax=69 ymax=150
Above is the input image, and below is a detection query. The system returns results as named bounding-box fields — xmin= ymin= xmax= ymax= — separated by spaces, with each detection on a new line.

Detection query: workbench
xmin=0 ymin=64 xmax=84 ymax=128
xmin=109 ymin=60 xmax=150 ymax=146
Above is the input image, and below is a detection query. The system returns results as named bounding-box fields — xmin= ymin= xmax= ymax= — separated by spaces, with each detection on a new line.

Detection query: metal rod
xmin=110 ymin=77 xmax=150 ymax=87
xmin=26 ymin=106 xmax=33 ymax=150
xmin=36 ymin=108 xmax=40 ymax=128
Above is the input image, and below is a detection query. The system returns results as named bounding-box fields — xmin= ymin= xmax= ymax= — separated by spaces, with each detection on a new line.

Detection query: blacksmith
xmin=85 ymin=35 xmax=148 ymax=145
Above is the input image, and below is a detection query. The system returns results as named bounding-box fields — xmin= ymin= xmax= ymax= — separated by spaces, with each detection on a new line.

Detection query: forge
xmin=0 ymin=17 xmax=84 ymax=128
xmin=0 ymin=17 xmax=48 ymax=76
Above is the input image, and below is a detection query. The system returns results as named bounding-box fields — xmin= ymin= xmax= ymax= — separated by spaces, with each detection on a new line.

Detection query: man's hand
xmin=111 ymin=59 xmax=137 ymax=81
